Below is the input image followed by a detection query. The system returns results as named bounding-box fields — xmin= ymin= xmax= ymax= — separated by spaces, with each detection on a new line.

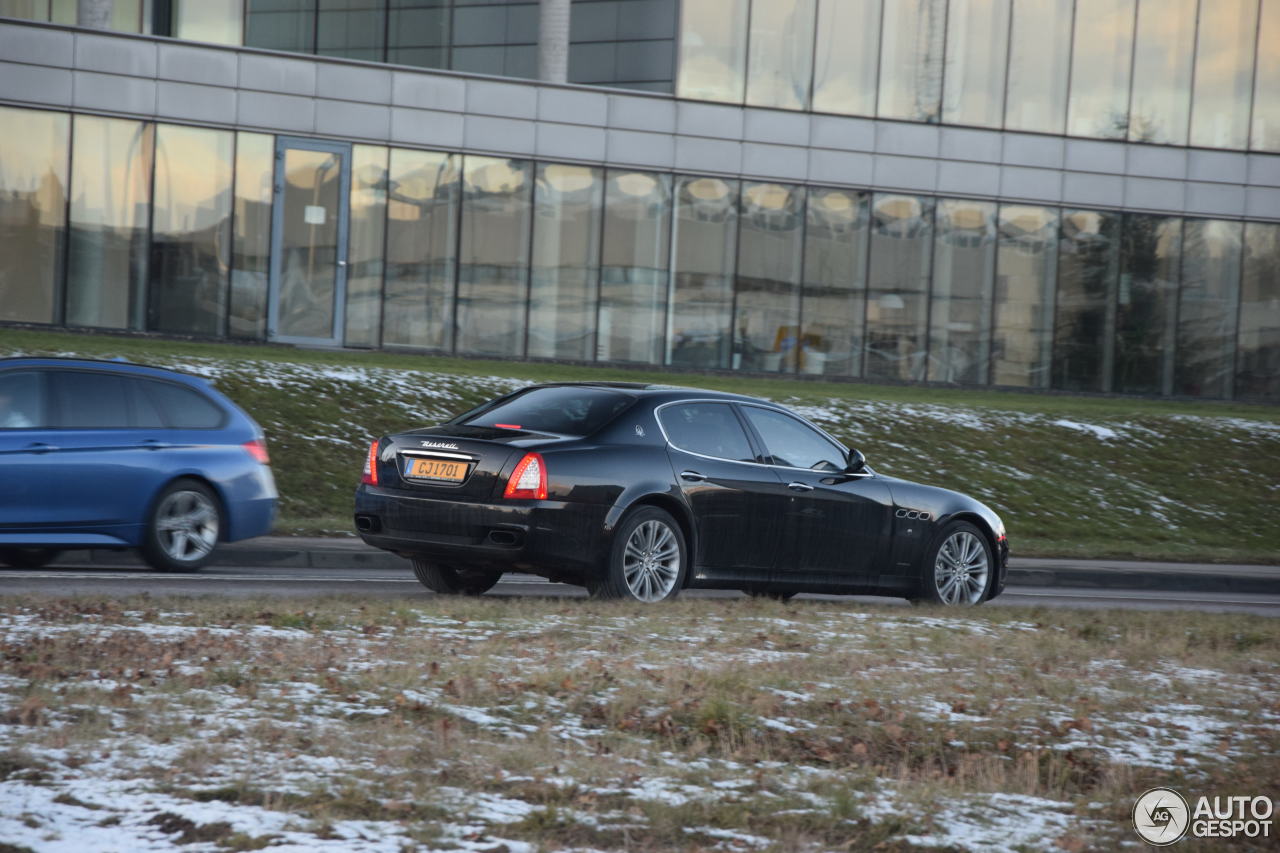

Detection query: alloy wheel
xmin=933 ymin=530 xmax=989 ymax=605
xmin=622 ymin=519 xmax=681 ymax=602
xmin=154 ymin=489 xmax=219 ymax=565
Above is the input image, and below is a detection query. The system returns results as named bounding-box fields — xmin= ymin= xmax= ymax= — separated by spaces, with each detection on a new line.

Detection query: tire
xmin=0 ymin=548 xmax=62 ymax=569
xmin=588 ymin=506 xmax=687 ymax=602
xmin=140 ymin=479 xmax=221 ymax=573
xmin=411 ymin=559 xmax=502 ymax=596
xmin=915 ymin=521 xmax=994 ymax=607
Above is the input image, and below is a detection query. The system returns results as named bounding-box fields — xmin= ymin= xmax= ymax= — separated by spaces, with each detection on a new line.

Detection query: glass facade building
xmin=0 ymin=1 xmax=1277 ymax=401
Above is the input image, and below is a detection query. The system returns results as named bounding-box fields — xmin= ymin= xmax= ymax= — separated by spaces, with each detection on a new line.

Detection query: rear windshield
xmin=457 ymin=387 xmax=633 ymax=436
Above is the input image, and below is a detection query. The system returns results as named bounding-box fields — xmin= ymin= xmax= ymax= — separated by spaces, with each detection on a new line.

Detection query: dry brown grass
xmin=0 ymin=596 xmax=1276 ymax=851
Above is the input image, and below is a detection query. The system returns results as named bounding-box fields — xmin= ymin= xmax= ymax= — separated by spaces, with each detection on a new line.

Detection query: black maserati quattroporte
xmin=354 ymin=383 xmax=1008 ymax=605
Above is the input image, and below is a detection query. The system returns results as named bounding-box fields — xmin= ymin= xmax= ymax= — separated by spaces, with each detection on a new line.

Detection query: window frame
xmin=654 ymin=399 xmax=766 ymax=465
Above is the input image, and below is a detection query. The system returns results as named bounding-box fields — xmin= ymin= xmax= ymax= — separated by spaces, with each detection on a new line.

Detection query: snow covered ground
xmin=1 ymin=599 xmax=1275 ymax=851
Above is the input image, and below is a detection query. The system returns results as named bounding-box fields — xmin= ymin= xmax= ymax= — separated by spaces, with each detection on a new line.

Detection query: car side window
xmin=741 ymin=406 xmax=845 ymax=471
xmin=127 ymin=379 xmax=166 ymax=428
xmin=51 ymin=371 xmax=131 ymax=428
xmin=0 ymin=371 xmax=46 ymax=429
xmin=659 ymin=402 xmax=756 ymax=463
xmin=140 ymin=380 xmax=225 ymax=429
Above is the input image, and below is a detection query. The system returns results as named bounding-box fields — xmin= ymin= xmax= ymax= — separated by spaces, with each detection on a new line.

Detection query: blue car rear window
xmin=458 ymin=387 xmax=632 ymax=436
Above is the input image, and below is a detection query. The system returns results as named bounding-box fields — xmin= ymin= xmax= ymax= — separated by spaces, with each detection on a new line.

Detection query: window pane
xmin=812 ymin=0 xmax=880 ymax=116
xmin=878 ymin=0 xmax=945 ymax=122
xmin=456 ymin=156 xmax=532 ymax=357
xmin=383 ymin=149 xmax=460 ymax=351
xmin=1004 ymin=0 xmax=1072 ymax=133
xmin=1177 ymin=220 xmax=1242 ymax=398
xmin=66 ymin=116 xmax=152 ymax=331
xmin=668 ymin=176 xmax=738 ymax=369
xmin=928 ymin=199 xmax=996 ymax=384
xmin=127 ymin=378 xmax=165 ymax=428
xmin=245 ymin=0 xmax=316 ymax=52
xmin=229 ymin=133 xmax=273 ymax=339
xmin=528 ymin=164 xmax=603 ymax=360
xmin=598 ymin=170 xmax=671 ymax=365
xmin=1237 ymin=222 xmax=1280 ymax=400
xmin=0 ymin=2 xmax=51 ymax=21
xmin=1190 ymin=0 xmax=1259 ymax=149
xmin=735 ymin=182 xmax=803 ymax=373
xmin=388 ymin=0 xmax=450 ymax=68
xmin=174 ymin=0 xmax=244 ymax=45
xmin=1067 ymin=0 xmax=1136 ymax=139
xmin=143 ymin=380 xmax=226 ymax=429
xmin=1114 ymin=215 xmax=1180 ymax=395
xmin=0 ymin=106 xmax=67 ymax=325
xmin=942 ymin=0 xmax=1011 ymax=128
xmin=992 ymin=205 xmax=1057 ymax=388
xmin=741 ymin=407 xmax=844 ymax=471
xmin=658 ymin=402 xmax=755 ymax=463
xmin=51 ymin=371 xmax=130 ymax=428
xmin=148 ymin=125 xmax=233 ymax=337
xmin=1127 ymin=0 xmax=1196 ymax=145
xmin=318 ymin=0 xmax=385 ymax=60
xmin=463 ymin=386 xmax=632 ymax=436
xmin=1054 ymin=210 xmax=1119 ymax=392
xmin=0 ymin=371 xmax=45 ymax=429
xmin=745 ymin=0 xmax=816 ymax=110
xmin=345 ymin=144 xmax=387 ymax=348
xmin=677 ymin=0 xmax=748 ymax=102
xmin=865 ymin=194 xmax=933 ymax=381
xmin=801 ymin=188 xmax=869 ymax=377
xmin=1252 ymin=0 xmax=1280 ymax=150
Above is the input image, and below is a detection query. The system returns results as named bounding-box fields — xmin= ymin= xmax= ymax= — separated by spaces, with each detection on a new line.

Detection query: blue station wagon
xmin=0 ymin=358 xmax=277 ymax=571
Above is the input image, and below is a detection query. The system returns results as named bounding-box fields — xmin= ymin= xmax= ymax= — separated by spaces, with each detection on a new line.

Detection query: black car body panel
xmin=355 ymin=383 xmax=1009 ymax=600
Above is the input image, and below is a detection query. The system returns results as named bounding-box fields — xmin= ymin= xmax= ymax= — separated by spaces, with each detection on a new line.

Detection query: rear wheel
xmin=589 ymin=507 xmax=686 ymax=602
xmin=916 ymin=521 xmax=993 ymax=607
xmin=0 ymin=548 xmax=61 ymax=569
xmin=140 ymin=479 xmax=221 ymax=572
xmin=410 ymin=559 xmax=502 ymax=596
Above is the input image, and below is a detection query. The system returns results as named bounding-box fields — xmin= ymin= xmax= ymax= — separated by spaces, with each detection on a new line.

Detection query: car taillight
xmin=503 ymin=452 xmax=547 ymax=500
xmin=243 ymin=439 xmax=270 ymax=464
xmin=362 ymin=440 xmax=379 ymax=486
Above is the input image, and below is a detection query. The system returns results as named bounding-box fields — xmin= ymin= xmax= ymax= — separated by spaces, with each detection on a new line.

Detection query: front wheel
xmin=140 ymin=479 xmax=221 ymax=572
xmin=589 ymin=507 xmax=686 ymax=602
xmin=0 ymin=548 xmax=62 ymax=569
xmin=411 ymin=559 xmax=502 ymax=595
xmin=916 ymin=521 xmax=993 ymax=606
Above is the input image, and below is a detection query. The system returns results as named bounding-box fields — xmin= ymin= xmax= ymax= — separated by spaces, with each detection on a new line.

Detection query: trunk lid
xmin=379 ymin=425 xmax=566 ymax=502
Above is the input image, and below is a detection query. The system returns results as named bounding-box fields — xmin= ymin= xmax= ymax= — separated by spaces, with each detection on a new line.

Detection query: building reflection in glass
xmin=668 ymin=176 xmax=738 ymax=369
xmin=801 ymin=188 xmax=870 ymax=377
xmin=598 ymin=170 xmax=672 ymax=365
xmin=528 ymin=164 xmax=603 ymax=360
xmin=229 ymin=133 xmax=274 ymax=339
xmin=456 ymin=156 xmax=532 ymax=357
xmin=1054 ymin=209 xmax=1119 ymax=392
xmin=929 ymin=199 xmax=996 ymax=384
xmin=866 ymin=194 xmax=934 ymax=381
xmin=0 ymin=106 xmax=67 ymax=325
xmin=992 ymin=205 xmax=1057 ymax=388
xmin=734 ymin=182 xmax=804 ymax=372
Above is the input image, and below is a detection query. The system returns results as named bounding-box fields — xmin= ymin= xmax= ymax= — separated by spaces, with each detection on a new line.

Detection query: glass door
xmin=268 ymin=137 xmax=351 ymax=345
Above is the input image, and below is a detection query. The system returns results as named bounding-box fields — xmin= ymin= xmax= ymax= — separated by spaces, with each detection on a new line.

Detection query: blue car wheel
xmin=141 ymin=479 xmax=221 ymax=572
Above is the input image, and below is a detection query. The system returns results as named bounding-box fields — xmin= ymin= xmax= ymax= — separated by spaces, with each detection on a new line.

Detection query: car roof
xmin=0 ymin=356 xmax=207 ymax=385
xmin=527 ymin=381 xmax=769 ymax=406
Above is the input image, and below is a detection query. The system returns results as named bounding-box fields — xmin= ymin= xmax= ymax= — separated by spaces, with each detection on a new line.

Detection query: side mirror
xmin=845 ymin=448 xmax=867 ymax=474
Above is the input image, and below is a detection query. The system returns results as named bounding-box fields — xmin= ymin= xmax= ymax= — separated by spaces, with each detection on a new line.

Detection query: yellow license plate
xmin=404 ymin=457 xmax=467 ymax=482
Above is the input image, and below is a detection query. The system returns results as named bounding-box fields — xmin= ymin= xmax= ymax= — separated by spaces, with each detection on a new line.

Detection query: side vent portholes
xmin=895 ymin=509 xmax=932 ymax=521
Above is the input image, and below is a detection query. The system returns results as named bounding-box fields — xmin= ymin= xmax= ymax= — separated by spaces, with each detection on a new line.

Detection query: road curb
xmin=55 ymin=542 xmax=1280 ymax=596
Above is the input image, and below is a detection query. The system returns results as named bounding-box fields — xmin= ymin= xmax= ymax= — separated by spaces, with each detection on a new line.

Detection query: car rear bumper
xmin=354 ymin=485 xmax=609 ymax=579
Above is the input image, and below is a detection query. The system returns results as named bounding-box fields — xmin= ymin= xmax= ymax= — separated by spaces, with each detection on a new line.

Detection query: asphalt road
xmin=3 ymin=562 xmax=1279 ymax=615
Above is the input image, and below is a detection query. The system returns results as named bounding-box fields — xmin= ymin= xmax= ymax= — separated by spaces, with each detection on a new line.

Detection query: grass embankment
xmin=1 ymin=597 xmax=1276 ymax=851
xmin=2 ymin=328 xmax=1278 ymax=563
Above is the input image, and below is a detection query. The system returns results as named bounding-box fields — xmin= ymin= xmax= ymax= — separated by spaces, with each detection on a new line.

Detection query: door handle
xmin=140 ymin=439 xmax=172 ymax=450
xmin=787 ymin=481 xmax=815 ymax=492
xmin=680 ymin=470 xmax=707 ymax=482
xmin=24 ymin=442 xmax=59 ymax=454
